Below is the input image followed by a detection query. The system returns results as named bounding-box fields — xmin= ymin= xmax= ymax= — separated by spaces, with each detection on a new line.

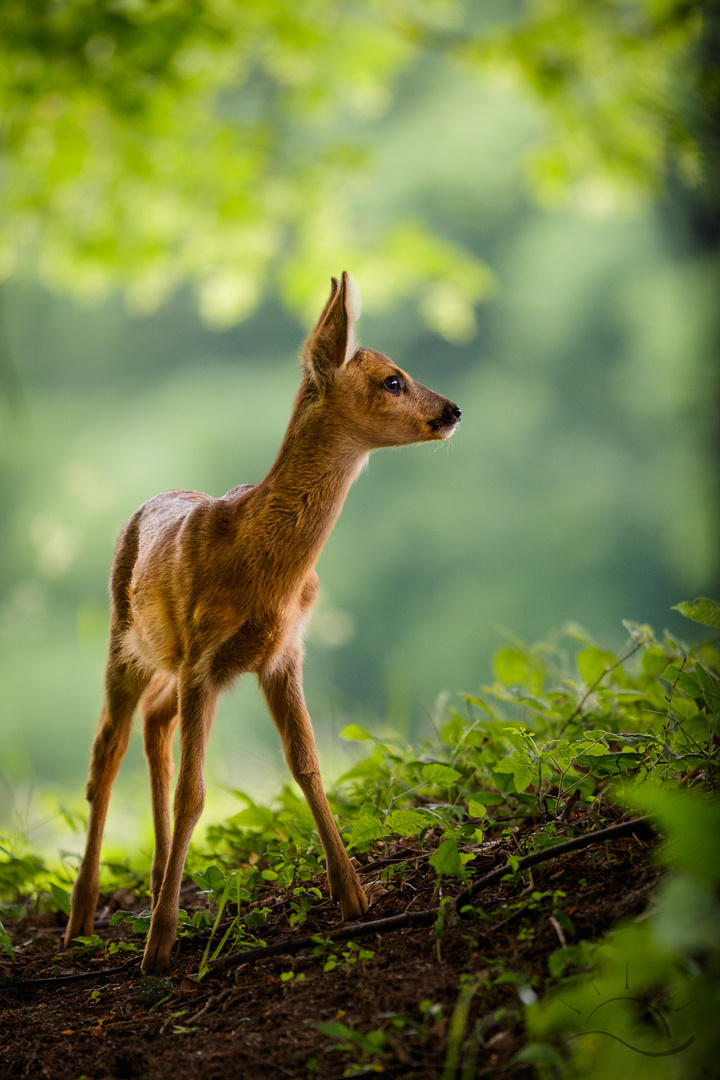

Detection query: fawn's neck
xmin=241 ymin=385 xmax=369 ymax=584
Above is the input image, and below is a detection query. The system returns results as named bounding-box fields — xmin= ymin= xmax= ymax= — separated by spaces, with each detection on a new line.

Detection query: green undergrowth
xmin=522 ymin=783 xmax=720 ymax=1080
xmin=1 ymin=598 xmax=719 ymax=1078
xmin=199 ymin=602 xmax=718 ymax=891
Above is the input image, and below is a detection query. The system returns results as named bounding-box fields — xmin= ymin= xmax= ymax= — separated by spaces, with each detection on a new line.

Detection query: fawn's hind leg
xmin=65 ymin=652 xmax=150 ymax=947
xmin=142 ymin=670 xmax=217 ymax=972
xmin=141 ymin=674 xmax=179 ymax=909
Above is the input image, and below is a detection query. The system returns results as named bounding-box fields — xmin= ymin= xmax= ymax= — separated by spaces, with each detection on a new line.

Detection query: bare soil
xmin=0 ymin=811 xmax=659 ymax=1079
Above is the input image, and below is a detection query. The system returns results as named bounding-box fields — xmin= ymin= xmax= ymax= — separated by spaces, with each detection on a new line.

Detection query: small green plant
xmin=134 ymin=975 xmax=172 ymax=1005
xmin=0 ymin=918 xmax=14 ymax=959
xmin=69 ymin=931 xmax=140 ymax=959
xmin=315 ymin=1020 xmax=388 ymax=1072
xmin=110 ymin=909 xmax=152 ymax=936
xmin=280 ymin=968 xmax=306 ymax=983
xmin=442 ymin=974 xmax=482 ymax=1080
xmin=69 ymin=933 xmax=105 ymax=954
xmin=287 ymin=885 xmax=323 ymax=927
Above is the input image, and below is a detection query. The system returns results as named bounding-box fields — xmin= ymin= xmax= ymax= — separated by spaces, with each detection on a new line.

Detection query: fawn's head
xmin=300 ymin=272 xmax=461 ymax=449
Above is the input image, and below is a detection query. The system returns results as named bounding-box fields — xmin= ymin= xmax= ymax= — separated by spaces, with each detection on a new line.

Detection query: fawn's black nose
xmin=429 ymin=400 xmax=462 ymax=432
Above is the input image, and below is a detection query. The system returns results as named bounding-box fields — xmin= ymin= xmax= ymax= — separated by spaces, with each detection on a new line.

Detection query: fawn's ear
xmin=302 ymin=271 xmax=361 ymax=383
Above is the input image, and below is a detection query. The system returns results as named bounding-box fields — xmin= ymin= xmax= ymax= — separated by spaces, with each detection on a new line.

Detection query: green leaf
xmin=610 ymin=732 xmax=660 ymax=747
xmin=494 ymin=753 xmax=535 ymax=792
xmin=190 ymin=911 xmax=212 ymax=931
xmin=574 ymin=751 xmax=645 ymax=776
xmin=71 ymin=934 xmax=104 ymax=951
xmin=429 ymin=839 xmax=468 ymax=881
xmin=315 ymin=1021 xmax=357 ymax=1041
xmin=673 ymin=714 xmax=711 ymax=749
xmin=493 ymin=647 xmax=530 ymax=685
xmin=642 ymin=647 xmax=672 ymax=677
xmin=348 ymin=814 xmax=390 ymax=849
xmin=621 ymin=785 xmax=720 ymax=885
xmin=663 ymin=664 xmax=702 ymax=697
xmin=0 ymin=919 xmax=14 ymax=959
xmin=420 ymin=763 xmax=462 ymax=786
xmin=385 ymin=808 xmax=432 ymax=836
xmin=340 ymin=724 xmax=374 ymax=741
xmin=694 ymin=664 xmax=720 ymax=707
xmin=503 ymin=724 xmax=532 ymax=736
xmin=192 ymin=864 xmax=226 ymax=897
xmin=49 ymin=882 xmax=71 ymax=916
xmin=574 ymin=740 xmax=609 ymax=756
xmin=111 ymin=909 xmax=153 ymax=934
xmin=548 ymin=945 xmax=588 ymax=977
xmin=514 ymin=1043 xmax=565 ymax=1066
xmin=467 ymin=791 xmax=504 ymax=807
xmin=577 ymin=646 xmax=615 ymax=685
xmin=229 ymin=804 xmax=275 ymax=830
xmin=467 ymin=798 xmax=487 ymax=819
xmin=672 ymin=598 xmax=720 ymax=630
xmin=458 ymin=693 xmax=497 ymax=717
xmin=621 ymin=620 xmax=656 ymax=645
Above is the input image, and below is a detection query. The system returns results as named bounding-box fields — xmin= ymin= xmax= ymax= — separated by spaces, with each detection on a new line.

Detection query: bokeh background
xmin=0 ymin=1 xmax=717 ymax=855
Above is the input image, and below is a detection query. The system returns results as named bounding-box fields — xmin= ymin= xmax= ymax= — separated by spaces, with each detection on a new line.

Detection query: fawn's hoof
xmin=63 ymin=907 xmax=96 ymax=950
xmin=338 ymin=878 xmax=370 ymax=921
xmin=141 ymin=936 xmax=173 ymax=974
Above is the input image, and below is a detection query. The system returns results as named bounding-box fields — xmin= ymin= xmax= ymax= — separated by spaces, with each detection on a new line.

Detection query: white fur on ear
xmin=301 ymin=273 xmax=362 ymax=380
xmin=343 ymin=272 xmax=361 ymax=362
xmin=344 ymin=272 xmax=362 ymax=324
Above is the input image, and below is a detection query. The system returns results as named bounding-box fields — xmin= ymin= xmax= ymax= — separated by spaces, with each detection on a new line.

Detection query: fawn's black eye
xmin=383 ymin=374 xmax=404 ymax=394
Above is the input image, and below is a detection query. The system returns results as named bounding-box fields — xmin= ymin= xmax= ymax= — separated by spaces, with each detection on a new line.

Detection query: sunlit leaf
xmin=429 ymin=839 xmax=468 ymax=881
xmin=385 ymin=808 xmax=433 ymax=836
xmin=348 ymin=814 xmax=390 ymax=849
xmin=577 ymin=646 xmax=615 ymax=685
xmin=340 ymin=724 xmax=374 ymax=741
xmin=672 ymin=598 xmax=720 ymax=630
xmin=420 ymin=763 xmax=462 ymax=786
xmin=49 ymin=882 xmax=71 ymax=916
xmin=467 ymin=799 xmax=487 ymax=819
xmin=494 ymin=647 xmax=530 ymax=685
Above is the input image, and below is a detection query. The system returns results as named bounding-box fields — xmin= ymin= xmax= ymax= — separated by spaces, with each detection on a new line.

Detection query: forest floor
xmin=0 ymin=811 xmax=659 ymax=1080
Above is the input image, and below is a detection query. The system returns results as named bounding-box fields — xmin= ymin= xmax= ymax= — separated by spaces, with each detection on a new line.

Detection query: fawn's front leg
xmin=259 ymin=653 xmax=369 ymax=920
xmin=142 ymin=673 xmax=215 ymax=973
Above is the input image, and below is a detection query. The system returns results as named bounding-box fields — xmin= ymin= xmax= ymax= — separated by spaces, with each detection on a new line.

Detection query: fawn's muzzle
xmin=430 ymin=401 xmax=462 ymax=431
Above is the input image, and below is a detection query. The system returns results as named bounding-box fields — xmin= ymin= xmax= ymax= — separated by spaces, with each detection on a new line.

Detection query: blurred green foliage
xmin=525 ymin=786 xmax=720 ymax=1079
xmin=0 ymin=0 xmax=710 ymax=327
xmin=0 ymin=0 xmax=496 ymax=329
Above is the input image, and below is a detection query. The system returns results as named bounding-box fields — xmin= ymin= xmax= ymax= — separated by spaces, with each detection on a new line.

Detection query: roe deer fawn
xmin=64 ymin=272 xmax=461 ymax=972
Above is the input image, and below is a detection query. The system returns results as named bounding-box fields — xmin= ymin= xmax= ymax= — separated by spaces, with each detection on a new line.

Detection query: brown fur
xmin=64 ymin=272 xmax=461 ymax=972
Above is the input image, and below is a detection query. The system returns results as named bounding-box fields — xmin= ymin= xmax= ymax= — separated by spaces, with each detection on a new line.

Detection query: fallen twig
xmin=453 ymin=813 xmax=655 ymax=910
xmin=1 ymin=954 xmax=142 ymax=990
